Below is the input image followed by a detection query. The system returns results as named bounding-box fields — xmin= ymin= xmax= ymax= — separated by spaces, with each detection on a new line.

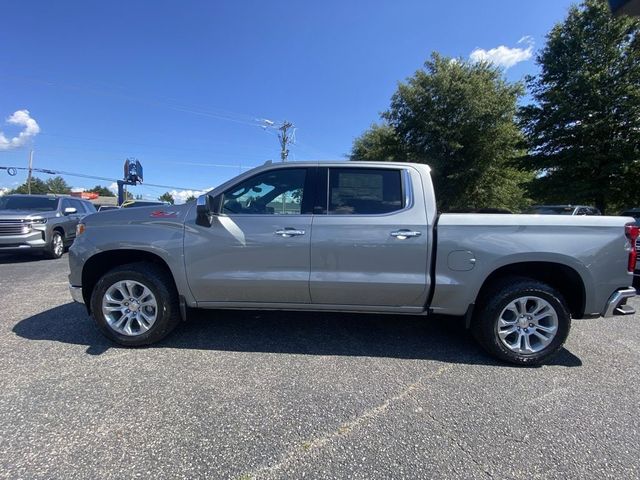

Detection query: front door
xmin=184 ymin=167 xmax=313 ymax=304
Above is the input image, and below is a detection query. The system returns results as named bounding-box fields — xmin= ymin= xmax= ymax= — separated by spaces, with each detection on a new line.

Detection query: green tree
xmin=185 ymin=195 xmax=197 ymax=203
xmin=10 ymin=177 xmax=49 ymax=194
xmin=351 ymin=53 xmax=532 ymax=212
xmin=45 ymin=176 xmax=71 ymax=194
xmin=87 ymin=185 xmax=115 ymax=197
xmin=351 ymin=123 xmax=406 ymax=163
xmin=520 ymin=0 xmax=640 ymax=214
xmin=158 ymin=192 xmax=175 ymax=205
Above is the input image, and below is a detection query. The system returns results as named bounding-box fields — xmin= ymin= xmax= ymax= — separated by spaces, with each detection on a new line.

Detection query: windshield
xmin=0 ymin=196 xmax=59 ymax=211
xmin=525 ymin=206 xmax=575 ymax=215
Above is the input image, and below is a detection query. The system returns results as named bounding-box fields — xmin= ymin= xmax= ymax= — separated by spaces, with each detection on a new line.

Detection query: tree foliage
xmin=10 ymin=177 xmax=49 ymax=194
xmin=351 ymin=124 xmax=406 ymax=163
xmin=158 ymin=192 xmax=175 ymax=205
xmin=520 ymin=0 xmax=640 ymax=214
xmin=44 ymin=176 xmax=71 ymax=194
xmin=185 ymin=195 xmax=197 ymax=203
xmin=11 ymin=176 xmax=73 ymax=195
xmin=351 ymin=54 xmax=532 ymax=212
xmin=87 ymin=185 xmax=115 ymax=197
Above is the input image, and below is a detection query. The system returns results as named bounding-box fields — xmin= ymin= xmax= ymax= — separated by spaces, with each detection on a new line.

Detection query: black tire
xmin=472 ymin=276 xmax=571 ymax=366
xmin=90 ymin=262 xmax=181 ymax=346
xmin=44 ymin=230 xmax=64 ymax=259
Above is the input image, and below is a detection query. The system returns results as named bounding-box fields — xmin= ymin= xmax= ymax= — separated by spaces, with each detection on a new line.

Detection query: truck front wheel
xmin=44 ymin=231 xmax=64 ymax=259
xmin=90 ymin=262 xmax=181 ymax=346
xmin=473 ymin=277 xmax=571 ymax=366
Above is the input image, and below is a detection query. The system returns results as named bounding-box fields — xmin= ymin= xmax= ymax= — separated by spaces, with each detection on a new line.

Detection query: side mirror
xmin=196 ymin=194 xmax=222 ymax=227
xmin=64 ymin=207 xmax=77 ymax=215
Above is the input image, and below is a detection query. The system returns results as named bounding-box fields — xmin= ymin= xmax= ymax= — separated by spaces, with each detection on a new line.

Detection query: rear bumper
xmin=69 ymin=284 xmax=84 ymax=304
xmin=602 ymin=287 xmax=636 ymax=317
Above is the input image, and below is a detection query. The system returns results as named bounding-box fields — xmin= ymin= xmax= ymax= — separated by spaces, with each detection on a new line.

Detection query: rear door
xmin=309 ymin=166 xmax=430 ymax=307
xmin=184 ymin=166 xmax=315 ymax=304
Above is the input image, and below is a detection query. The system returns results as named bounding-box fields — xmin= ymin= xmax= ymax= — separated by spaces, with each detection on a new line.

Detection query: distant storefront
xmin=70 ymin=191 xmax=118 ymax=207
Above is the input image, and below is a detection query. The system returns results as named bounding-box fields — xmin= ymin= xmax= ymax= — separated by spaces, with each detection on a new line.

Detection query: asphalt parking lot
xmin=0 ymin=253 xmax=639 ymax=479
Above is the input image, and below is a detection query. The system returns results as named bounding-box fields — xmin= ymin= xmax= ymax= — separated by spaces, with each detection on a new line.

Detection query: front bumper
xmin=69 ymin=284 xmax=84 ymax=304
xmin=0 ymin=230 xmax=47 ymax=252
xmin=603 ymin=287 xmax=636 ymax=317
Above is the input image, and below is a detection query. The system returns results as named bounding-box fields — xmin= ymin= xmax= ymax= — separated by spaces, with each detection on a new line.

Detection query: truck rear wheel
xmin=472 ymin=277 xmax=571 ymax=366
xmin=90 ymin=262 xmax=181 ymax=346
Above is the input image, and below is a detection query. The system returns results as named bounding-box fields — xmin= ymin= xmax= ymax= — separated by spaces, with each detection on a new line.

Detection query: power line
xmin=0 ymin=73 xmax=267 ymax=128
xmin=0 ymin=165 xmax=204 ymax=191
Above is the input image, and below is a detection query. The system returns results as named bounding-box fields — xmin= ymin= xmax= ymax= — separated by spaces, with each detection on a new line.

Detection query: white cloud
xmin=105 ymin=183 xmax=213 ymax=204
xmin=0 ymin=110 xmax=41 ymax=151
xmin=0 ymin=187 xmax=8 ymax=197
xmin=168 ymin=188 xmax=212 ymax=204
xmin=469 ymin=36 xmax=534 ymax=69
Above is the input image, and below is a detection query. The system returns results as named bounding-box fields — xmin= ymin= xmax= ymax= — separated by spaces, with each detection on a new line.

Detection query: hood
xmin=84 ymin=203 xmax=192 ymax=225
xmin=0 ymin=209 xmax=56 ymax=220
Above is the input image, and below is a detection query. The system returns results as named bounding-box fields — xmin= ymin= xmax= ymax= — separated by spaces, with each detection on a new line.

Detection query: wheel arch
xmin=475 ymin=261 xmax=586 ymax=319
xmin=81 ymin=250 xmax=178 ymax=310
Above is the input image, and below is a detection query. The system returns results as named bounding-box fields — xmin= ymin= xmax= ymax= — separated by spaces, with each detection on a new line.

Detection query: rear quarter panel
xmin=430 ymin=214 xmax=634 ymax=317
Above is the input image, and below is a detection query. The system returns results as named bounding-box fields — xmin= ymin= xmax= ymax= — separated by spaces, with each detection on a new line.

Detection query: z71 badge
xmin=150 ymin=210 xmax=178 ymax=218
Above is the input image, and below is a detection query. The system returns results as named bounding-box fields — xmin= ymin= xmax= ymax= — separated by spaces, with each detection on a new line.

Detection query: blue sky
xmin=0 ymin=0 xmax=575 ymax=202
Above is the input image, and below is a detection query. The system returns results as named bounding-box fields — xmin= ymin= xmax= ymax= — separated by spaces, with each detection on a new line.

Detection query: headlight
xmin=76 ymin=223 xmax=86 ymax=237
xmin=31 ymin=218 xmax=47 ymax=224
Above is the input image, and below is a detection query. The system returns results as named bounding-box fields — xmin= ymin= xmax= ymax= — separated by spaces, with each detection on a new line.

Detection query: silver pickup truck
xmin=68 ymin=161 xmax=638 ymax=365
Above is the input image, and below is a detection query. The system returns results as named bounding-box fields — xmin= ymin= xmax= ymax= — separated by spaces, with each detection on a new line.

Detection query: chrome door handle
xmin=275 ymin=228 xmax=306 ymax=237
xmin=390 ymin=230 xmax=422 ymax=240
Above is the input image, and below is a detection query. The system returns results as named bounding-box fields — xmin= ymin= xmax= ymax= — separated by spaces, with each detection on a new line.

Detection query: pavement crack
xmin=424 ymin=406 xmax=495 ymax=479
xmin=243 ymin=364 xmax=454 ymax=480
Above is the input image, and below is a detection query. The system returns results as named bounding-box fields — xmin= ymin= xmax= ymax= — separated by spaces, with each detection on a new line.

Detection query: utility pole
xmin=261 ymin=119 xmax=295 ymax=163
xmin=27 ymin=150 xmax=34 ymax=195
xmin=278 ymin=121 xmax=294 ymax=162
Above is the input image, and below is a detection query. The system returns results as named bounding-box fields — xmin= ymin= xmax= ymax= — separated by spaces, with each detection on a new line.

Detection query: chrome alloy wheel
xmin=101 ymin=280 xmax=158 ymax=336
xmin=496 ymin=296 xmax=559 ymax=355
xmin=53 ymin=234 xmax=64 ymax=257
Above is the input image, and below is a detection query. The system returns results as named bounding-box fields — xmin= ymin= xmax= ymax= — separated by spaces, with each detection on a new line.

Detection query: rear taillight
xmin=625 ymin=223 xmax=639 ymax=272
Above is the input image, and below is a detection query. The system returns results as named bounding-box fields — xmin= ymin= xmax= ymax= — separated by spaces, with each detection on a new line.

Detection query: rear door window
xmin=327 ymin=168 xmax=404 ymax=215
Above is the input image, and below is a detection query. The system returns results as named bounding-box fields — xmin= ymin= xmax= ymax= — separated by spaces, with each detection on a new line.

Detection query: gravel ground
xmin=0 ymin=253 xmax=639 ymax=479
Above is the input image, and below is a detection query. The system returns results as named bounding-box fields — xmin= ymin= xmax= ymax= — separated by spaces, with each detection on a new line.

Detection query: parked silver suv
xmin=0 ymin=194 xmax=96 ymax=259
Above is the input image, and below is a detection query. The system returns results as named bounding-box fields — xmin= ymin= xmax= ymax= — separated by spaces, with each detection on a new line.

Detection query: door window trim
xmin=317 ymin=167 xmax=414 ymax=217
